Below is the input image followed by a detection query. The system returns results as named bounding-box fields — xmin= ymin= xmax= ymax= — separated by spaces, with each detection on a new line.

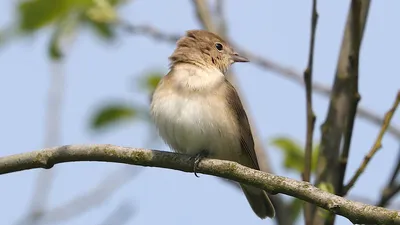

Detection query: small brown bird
xmin=150 ymin=30 xmax=275 ymax=219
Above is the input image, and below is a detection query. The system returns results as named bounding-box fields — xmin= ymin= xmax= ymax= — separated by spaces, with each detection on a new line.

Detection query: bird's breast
xmin=151 ymin=89 xmax=241 ymax=160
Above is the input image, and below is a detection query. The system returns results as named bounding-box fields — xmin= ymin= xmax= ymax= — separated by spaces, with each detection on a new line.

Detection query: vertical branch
xmin=344 ymin=91 xmax=400 ymax=194
xmin=25 ymin=62 xmax=65 ymax=225
xmin=17 ymin=16 xmax=78 ymax=225
xmin=312 ymin=1 xmax=370 ymax=224
xmin=302 ymin=0 xmax=318 ymax=224
xmin=215 ymin=0 xmax=228 ymax=37
xmin=336 ymin=0 xmax=362 ymax=198
xmin=303 ymin=0 xmax=318 ymax=187
xmin=192 ymin=0 xmax=217 ymax=33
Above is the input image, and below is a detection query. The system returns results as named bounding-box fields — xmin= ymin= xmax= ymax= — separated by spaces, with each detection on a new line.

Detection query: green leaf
xmin=87 ymin=21 xmax=116 ymax=40
xmin=138 ymin=72 xmax=163 ymax=92
xmin=270 ymin=137 xmax=305 ymax=172
xmin=18 ymin=0 xmax=92 ymax=32
xmin=47 ymin=20 xmax=65 ymax=60
xmin=90 ymin=103 xmax=136 ymax=130
xmin=318 ymin=182 xmax=335 ymax=194
xmin=48 ymin=34 xmax=63 ymax=60
xmin=270 ymin=136 xmax=320 ymax=174
xmin=311 ymin=143 xmax=320 ymax=172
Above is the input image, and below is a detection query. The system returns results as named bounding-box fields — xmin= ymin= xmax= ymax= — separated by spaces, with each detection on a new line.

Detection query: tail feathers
xmin=240 ymin=184 xmax=275 ymax=219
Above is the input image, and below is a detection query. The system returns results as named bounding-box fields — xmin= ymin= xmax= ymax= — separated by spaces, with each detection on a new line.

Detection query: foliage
xmin=270 ymin=136 xmax=319 ymax=174
xmin=13 ymin=0 xmax=126 ymax=60
xmin=90 ymin=102 xmax=137 ymax=130
xmin=90 ymin=72 xmax=162 ymax=131
xmin=138 ymin=72 xmax=163 ymax=93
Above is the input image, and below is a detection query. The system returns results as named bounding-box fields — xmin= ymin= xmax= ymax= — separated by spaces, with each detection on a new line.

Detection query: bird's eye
xmin=215 ymin=43 xmax=223 ymax=51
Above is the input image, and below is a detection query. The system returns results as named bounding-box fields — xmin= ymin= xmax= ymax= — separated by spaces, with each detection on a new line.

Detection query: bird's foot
xmin=191 ymin=150 xmax=209 ymax=178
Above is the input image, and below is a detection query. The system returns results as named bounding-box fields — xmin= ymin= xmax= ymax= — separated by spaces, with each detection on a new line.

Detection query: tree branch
xmin=378 ymin=144 xmax=400 ymax=207
xmin=20 ymin=166 xmax=141 ymax=225
xmin=344 ymin=91 xmax=400 ymax=194
xmin=98 ymin=201 xmax=135 ymax=225
xmin=1 ymin=145 xmax=400 ymax=224
xmin=337 ymin=0 xmax=362 ymax=197
xmin=119 ymin=23 xmax=400 ymax=140
xmin=20 ymin=19 xmax=76 ymax=225
xmin=313 ymin=1 xmax=370 ymax=224
xmin=302 ymin=1 xmax=318 ymax=224
xmin=191 ymin=0 xmax=217 ymax=33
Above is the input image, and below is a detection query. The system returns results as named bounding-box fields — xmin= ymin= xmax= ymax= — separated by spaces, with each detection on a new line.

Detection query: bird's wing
xmin=225 ymin=81 xmax=260 ymax=170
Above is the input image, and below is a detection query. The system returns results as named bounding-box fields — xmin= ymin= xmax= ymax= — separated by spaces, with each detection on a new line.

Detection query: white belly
xmin=151 ymin=91 xmax=241 ymax=160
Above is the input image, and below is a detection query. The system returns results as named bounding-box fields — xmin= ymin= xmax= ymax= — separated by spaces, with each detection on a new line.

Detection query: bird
xmin=150 ymin=29 xmax=275 ymax=219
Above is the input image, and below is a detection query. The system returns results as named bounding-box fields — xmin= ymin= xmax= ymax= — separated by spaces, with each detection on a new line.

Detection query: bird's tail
xmin=240 ymin=184 xmax=275 ymax=219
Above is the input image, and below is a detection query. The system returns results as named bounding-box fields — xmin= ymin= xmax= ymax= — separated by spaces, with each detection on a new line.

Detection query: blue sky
xmin=1 ymin=1 xmax=400 ymax=225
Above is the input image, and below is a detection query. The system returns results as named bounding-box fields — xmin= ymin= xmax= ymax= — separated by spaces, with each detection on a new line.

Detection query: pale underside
xmin=150 ymin=63 xmax=253 ymax=168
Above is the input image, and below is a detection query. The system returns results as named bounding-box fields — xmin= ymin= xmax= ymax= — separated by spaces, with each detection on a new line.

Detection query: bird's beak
xmin=231 ymin=52 xmax=249 ymax=63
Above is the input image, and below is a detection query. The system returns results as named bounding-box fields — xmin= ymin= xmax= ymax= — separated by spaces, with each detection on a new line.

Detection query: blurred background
xmin=1 ymin=0 xmax=400 ymax=225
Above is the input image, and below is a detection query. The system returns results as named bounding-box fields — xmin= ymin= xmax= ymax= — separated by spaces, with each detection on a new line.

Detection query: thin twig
xmin=378 ymin=184 xmax=400 ymax=207
xmin=388 ymin=147 xmax=400 ymax=186
xmin=0 ymin=145 xmax=400 ymax=224
xmin=27 ymin=166 xmax=140 ymax=224
xmin=337 ymin=0 xmax=362 ymax=197
xmin=97 ymin=201 xmax=135 ymax=225
xmin=302 ymin=1 xmax=318 ymax=224
xmin=118 ymin=22 xmax=400 ymax=140
xmin=378 ymin=144 xmax=400 ymax=207
xmin=344 ymin=91 xmax=400 ymax=195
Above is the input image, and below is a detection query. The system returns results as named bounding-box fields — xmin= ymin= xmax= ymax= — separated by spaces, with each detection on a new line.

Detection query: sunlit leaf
xmin=270 ymin=136 xmax=320 ymax=174
xmin=87 ymin=21 xmax=116 ymax=40
xmin=47 ymin=20 xmax=65 ymax=60
xmin=91 ymin=103 xmax=136 ymax=130
xmin=86 ymin=0 xmax=118 ymax=23
xmin=18 ymin=0 xmax=92 ymax=32
xmin=311 ymin=143 xmax=320 ymax=172
xmin=140 ymin=72 xmax=163 ymax=92
xmin=271 ymin=137 xmax=304 ymax=172
xmin=48 ymin=34 xmax=63 ymax=60
xmin=318 ymin=182 xmax=335 ymax=194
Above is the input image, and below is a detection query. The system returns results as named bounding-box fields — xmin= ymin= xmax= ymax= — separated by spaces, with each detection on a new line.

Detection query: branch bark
xmin=378 ymin=144 xmax=400 ymax=207
xmin=1 ymin=145 xmax=400 ymax=224
xmin=303 ymin=1 xmax=318 ymax=224
xmin=344 ymin=91 xmax=400 ymax=194
xmin=313 ymin=1 xmax=370 ymax=224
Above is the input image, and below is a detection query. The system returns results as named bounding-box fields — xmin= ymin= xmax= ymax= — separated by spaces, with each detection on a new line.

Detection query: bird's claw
xmin=192 ymin=150 xmax=209 ymax=178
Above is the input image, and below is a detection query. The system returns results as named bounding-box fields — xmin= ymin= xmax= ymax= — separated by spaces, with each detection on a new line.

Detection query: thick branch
xmin=314 ymin=1 xmax=369 ymax=224
xmin=1 ymin=145 xmax=400 ymax=224
xmin=337 ymin=0 xmax=362 ymax=197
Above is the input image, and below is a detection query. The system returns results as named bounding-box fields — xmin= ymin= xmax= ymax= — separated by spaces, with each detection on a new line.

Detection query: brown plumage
xmin=150 ymin=30 xmax=275 ymax=219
